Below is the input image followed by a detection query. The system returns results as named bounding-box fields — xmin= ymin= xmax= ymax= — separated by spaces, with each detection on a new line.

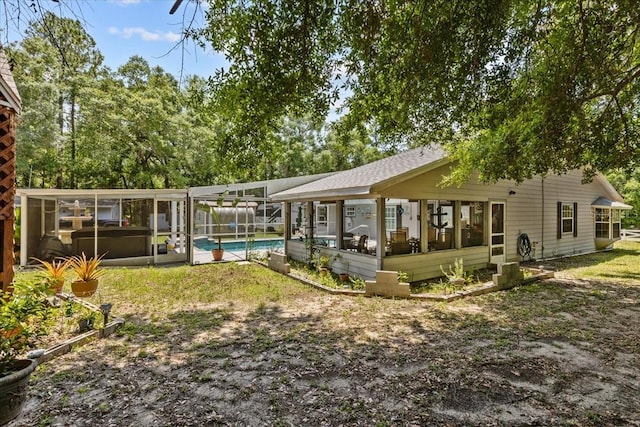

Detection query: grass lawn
xmin=10 ymin=243 xmax=640 ymax=426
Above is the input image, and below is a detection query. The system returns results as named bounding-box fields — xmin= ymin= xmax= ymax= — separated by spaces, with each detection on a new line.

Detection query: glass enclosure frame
xmin=17 ymin=189 xmax=189 ymax=267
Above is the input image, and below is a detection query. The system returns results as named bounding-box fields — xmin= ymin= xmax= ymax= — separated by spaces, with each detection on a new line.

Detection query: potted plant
xmin=32 ymin=257 xmax=71 ymax=293
xmin=0 ymin=277 xmax=52 ymax=424
xmin=69 ymin=252 xmax=106 ymax=297
xmin=332 ymin=254 xmax=349 ymax=282
xmin=210 ymin=193 xmax=240 ymax=261
xmin=318 ymin=255 xmax=330 ymax=276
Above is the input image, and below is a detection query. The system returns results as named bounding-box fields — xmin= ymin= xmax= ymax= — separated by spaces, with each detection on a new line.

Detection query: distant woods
xmin=6 ymin=12 xmax=386 ymax=190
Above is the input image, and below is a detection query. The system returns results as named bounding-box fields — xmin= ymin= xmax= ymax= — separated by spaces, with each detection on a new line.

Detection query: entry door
xmin=490 ymin=201 xmax=506 ymax=264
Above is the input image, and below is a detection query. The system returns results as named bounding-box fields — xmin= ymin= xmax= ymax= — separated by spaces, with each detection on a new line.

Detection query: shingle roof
xmin=271 ymin=146 xmax=448 ymax=201
xmin=0 ymin=47 xmax=21 ymax=113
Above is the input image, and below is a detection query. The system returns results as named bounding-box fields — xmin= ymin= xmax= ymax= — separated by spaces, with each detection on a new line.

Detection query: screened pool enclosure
xmin=16 ymin=176 xmax=324 ymax=267
xmin=17 ymin=189 xmax=189 ymax=267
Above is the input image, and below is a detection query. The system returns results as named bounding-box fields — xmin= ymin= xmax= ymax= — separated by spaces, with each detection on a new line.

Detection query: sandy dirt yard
xmin=7 ymin=264 xmax=640 ymax=426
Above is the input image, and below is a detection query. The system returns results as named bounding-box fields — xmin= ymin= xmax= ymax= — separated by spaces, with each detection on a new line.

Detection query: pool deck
xmin=192 ymin=247 xmax=266 ymax=264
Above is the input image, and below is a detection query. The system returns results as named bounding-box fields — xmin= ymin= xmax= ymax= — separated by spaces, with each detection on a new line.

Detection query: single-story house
xmin=270 ymin=146 xmax=631 ymax=282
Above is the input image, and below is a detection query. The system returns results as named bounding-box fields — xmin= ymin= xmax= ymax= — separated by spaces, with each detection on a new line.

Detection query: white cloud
xmin=108 ymin=0 xmax=143 ymax=5
xmin=108 ymin=27 xmax=181 ymax=43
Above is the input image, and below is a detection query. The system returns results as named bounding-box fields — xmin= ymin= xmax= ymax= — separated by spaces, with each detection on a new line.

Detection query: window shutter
xmin=557 ymin=202 xmax=562 ymax=239
xmin=573 ymin=202 xmax=578 ymax=237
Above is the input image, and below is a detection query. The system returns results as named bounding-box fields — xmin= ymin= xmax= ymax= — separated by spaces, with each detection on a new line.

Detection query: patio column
xmin=336 ymin=200 xmax=344 ymax=249
xmin=420 ymin=200 xmax=428 ymax=253
xmin=94 ymin=193 xmax=98 ymax=258
xmin=376 ymin=198 xmax=385 ymax=269
xmin=284 ymin=202 xmax=291 ymax=241
xmin=306 ymin=201 xmax=314 ymax=240
xmin=454 ymin=201 xmax=461 ymax=249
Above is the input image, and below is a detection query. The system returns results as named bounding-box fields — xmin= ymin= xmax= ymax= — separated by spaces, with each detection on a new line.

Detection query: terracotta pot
xmin=212 ymin=248 xmax=224 ymax=261
xmin=49 ymin=278 xmax=65 ymax=294
xmin=0 ymin=326 xmax=22 ymax=340
xmin=339 ymin=273 xmax=349 ymax=282
xmin=71 ymin=279 xmax=99 ymax=297
xmin=318 ymin=267 xmax=329 ymax=277
xmin=0 ymin=359 xmax=37 ymax=425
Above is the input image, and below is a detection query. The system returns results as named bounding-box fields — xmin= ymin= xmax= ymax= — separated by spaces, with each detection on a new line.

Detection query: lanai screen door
xmin=490 ymin=201 xmax=505 ymax=264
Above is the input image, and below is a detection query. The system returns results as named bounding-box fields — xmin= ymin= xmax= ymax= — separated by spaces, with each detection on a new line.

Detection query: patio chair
xmin=357 ymin=235 xmax=368 ymax=253
xmin=390 ymin=229 xmax=407 ymax=243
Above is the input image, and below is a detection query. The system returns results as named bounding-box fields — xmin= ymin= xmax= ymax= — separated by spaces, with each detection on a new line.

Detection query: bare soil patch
xmin=7 ymin=261 xmax=640 ymax=426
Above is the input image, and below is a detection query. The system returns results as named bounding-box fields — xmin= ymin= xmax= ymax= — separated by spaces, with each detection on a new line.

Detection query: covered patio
xmin=269 ymin=147 xmax=484 ymax=282
xmin=271 ymin=146 xmax=632 ymax=283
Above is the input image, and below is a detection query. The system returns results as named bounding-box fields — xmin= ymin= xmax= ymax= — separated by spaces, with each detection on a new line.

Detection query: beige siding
xmin=287 ymin=240 xmax=306 ymax=261
xmin=285 ymin=241 xmax=377 ymax=280
xmin=284 ymin=165 xmax=620 ymax=282
xmin=385 ymin=166 xmax=608 ymax=265
xmin=383 ymin=246 xmax=489 ymax=282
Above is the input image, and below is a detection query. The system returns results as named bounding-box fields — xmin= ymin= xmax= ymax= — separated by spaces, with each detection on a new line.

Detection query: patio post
xmin=94 ymin=193 xmax=98 ymax=257
xmin=376 ymin=198 xmax=385 ymax=269
xmin=336 ymin=200 xmax=344 ymax=249
xmin=284 ymin=202 xmax=291 ymax=249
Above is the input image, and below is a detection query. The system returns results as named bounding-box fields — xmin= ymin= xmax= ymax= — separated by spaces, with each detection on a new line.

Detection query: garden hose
xmin=517 ymin=233 xmax=532 ymax=259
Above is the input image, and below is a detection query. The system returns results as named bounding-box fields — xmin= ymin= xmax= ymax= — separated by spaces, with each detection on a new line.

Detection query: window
xmin=562 ymin=204 xmax=574 ymax=234
xmin=343 ymin=199 xmax=374 ymax=253
xmin=428 ymin=200 xmax=455 ymax=251
xmin=612 ymin=209 xmax=621 ymax=238
xmin=385 ymin=206 xmax=397 ymax=231
xmin=316 ymin=204 xmax=328 ymax=235
xmin=461 ymin=201 xmax=485 ymax=247
xmin=386 ymin=199 xmax=421 ymax=255
xmin=595 ymin=208 xmax=622 ymax=239
xmin=557 ymin=202 xmax=577 ymax=238
xmin=595 ymin=208 xmax=610 ymax=238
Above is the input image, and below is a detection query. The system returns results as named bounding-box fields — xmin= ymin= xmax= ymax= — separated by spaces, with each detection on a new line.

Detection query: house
xmin=270 ymin=146 xmax=631 ymax=282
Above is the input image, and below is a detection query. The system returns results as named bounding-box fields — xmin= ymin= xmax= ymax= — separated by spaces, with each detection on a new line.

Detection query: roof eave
xmin=0 ymin=80 xmax=21 ymax=114
xmin=271 ymin=186 xmax=373 ymax=202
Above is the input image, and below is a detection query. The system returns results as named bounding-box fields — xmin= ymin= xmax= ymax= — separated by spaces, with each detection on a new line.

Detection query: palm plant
xmin=32 ymin=257 xmax=71 ymax=293
xmin=69 ymin=252 xmax=106 ymax=282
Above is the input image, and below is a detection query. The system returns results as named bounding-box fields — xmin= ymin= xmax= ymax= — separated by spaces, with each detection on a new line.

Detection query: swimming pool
xmin=194 ymin=238 xmax=284 ymax=252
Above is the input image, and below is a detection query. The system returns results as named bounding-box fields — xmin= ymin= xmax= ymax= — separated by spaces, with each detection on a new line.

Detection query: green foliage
xmin=194 ymin=0 xmax=640 ymax=182
xmin=348 ymin=276 xmax=365 ymax=291
xmin=9 ymin=13 xmax=388 ymax=190
xmin=69 ymin=252 xmax=105 ymax=282
xmin=0 ymin=277 xmax=53 ymax=374
xmin=440 ymin=258 xmax=466 ymax=282
xmin=318 ymin=256 xmax=330 ymax=268
xmin=397 ymin=271 xmax=409 ymax=283
xmin=607 ymin=169 xmax=640 ymax=225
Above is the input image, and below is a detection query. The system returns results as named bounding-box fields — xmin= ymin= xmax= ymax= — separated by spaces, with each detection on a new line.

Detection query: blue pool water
xmin=195 ymin=238 xmax=284 ymax=252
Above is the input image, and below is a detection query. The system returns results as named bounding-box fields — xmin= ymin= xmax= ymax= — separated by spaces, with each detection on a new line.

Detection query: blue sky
xmin=7 ymin=0 xmax=226 ymax=80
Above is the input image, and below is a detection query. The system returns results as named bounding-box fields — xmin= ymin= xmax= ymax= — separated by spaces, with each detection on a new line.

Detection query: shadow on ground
xmin=10 ymin=273 xmax=640 ymax=426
